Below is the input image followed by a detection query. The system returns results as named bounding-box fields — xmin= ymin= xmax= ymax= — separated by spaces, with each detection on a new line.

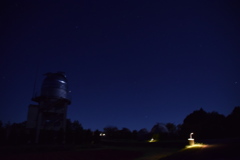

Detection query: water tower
xmin=26 ymin=72 xmax=71 ymax=143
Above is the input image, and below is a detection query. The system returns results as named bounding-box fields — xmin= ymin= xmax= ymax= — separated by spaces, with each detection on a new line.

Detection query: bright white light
xmin=148 ymin=138 xmax=157 ymax=142
xmin=58 ymin=80 xmax=66 ymax=83
xmin=100 ymin=133 xmax=106 ymax=136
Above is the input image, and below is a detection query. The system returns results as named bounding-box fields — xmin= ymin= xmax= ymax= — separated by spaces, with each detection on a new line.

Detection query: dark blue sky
xmin=1 ymin=0 xmax=240 ymax=131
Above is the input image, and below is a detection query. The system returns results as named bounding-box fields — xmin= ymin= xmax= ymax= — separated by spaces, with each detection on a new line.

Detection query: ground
xmin=1 ymin=139 xmax=240 ymax=160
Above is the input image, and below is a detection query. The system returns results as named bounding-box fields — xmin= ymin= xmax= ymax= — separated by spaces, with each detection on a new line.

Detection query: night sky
xmin=1 ymin=0 xmax=240 ymax=131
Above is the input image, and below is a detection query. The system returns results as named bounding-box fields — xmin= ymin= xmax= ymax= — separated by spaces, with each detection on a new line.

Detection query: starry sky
xmin=1 ymin=0 xmax=240 ymax=131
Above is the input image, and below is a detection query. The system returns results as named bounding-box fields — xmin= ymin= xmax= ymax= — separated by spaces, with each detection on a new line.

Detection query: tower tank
xmin=40 ymin=72 xmax=69 ymax=99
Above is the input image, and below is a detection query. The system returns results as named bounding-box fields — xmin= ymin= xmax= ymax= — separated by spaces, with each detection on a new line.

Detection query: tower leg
xmin=35 ymin=112 xmax=42 ymax=144
xmin=62 ymin=106 xmax=67 ymax=144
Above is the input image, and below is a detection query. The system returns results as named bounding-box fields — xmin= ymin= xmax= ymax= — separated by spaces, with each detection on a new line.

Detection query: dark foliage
xmin=1 ymin=106 xmax=240 ymax=145
xmin=179 ymin=107 xmax=240 ymax=139
xmin=226 ymin=106 xmax=240 ymax=137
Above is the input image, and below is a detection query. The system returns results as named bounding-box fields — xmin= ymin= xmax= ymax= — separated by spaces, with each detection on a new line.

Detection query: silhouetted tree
xmin=65 ymin=119 xmax=85 ymax=144
xmin=5 ymin=122 xmax=11 ymax=143
xmin=72 ymin=120 xmax=83 ymax=131
xmin=83 ymin=129 xmax=93 ymax=144
xmin=226 ymin=106 xmax=240 ymax=137
xmin=165 ymin=123 xmax=179 ymax=139
xmin=180 ymin=108 xmax=208 ymax=139
xmin=65 ymin=119 xmax=73 ymax=143
xmin=7 ymin=122 xmax=27 ymax=144
xmin=0 ymin=121 xmax=5 ymax=144
xmin=203 ymin=112 xmax=226 ymax=138
xmin=104 ymin=126 xmax=119 ymax=139
xmin=166 ymin=123 xmax=177 ymax=134
xmin=93 ymin=130 xmax=101 ymax=144
xmin=180 ymin=108 xmax=227 ymax=139
xmin=119 ymin=127 xmax=132 ymax=139
xmin=137 ymin=128 xmax=150 ymax=141
xmin=132 ymin=130 xmax=138 ymax=140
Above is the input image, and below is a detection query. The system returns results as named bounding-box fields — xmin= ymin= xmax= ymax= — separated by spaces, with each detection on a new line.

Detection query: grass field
xmin=0 ymin=141 xmax=186 ymax=160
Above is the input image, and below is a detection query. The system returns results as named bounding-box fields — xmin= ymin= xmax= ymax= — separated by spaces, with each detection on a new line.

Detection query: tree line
xmin=0 ymin=106 xmax=240 ymax=145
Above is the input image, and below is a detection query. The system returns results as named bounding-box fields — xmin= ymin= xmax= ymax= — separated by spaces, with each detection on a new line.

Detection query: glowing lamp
xmin=100 ymin=133 xmax=106 ymax=136
xmin=148 ymin=138 xmax=157 ymax=143
xmin=188 ymin=132 xmax=194 ymax=146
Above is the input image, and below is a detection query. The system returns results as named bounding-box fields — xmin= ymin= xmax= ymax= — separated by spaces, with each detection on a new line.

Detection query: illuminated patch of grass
xmin=184 ymin=143 xmax=208 ymax=149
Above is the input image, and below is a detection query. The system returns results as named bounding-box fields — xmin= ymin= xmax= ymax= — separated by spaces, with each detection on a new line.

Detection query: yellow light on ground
xmin=148 ymin=138 xmax=157 ymax=143
xmin=185 ymin=143 xmax=208 ymax=149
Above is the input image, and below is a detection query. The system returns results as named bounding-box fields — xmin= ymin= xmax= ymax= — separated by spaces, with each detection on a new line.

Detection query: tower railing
xmin=32 ymin=91 xmax=71 ymax=104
